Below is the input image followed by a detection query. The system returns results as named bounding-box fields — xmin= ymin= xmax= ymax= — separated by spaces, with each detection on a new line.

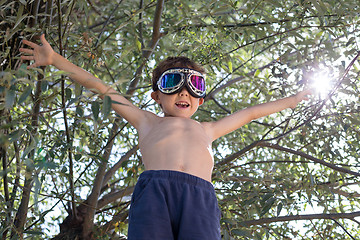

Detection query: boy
xmin=20 ymin=34 xmax=311 ymax=239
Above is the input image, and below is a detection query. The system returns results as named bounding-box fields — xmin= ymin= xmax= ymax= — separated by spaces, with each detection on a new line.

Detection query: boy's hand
xmin=20 ymin=34 xmax=55 ymax=69
xmin=290 ymin=89 xmax=313 ymax=108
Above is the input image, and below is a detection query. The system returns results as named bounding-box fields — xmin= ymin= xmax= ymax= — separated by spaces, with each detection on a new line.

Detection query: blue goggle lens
xmin=160 ymin=73 xmax=182 ymax=89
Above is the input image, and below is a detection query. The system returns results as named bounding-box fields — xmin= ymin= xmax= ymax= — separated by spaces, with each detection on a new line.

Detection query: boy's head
xmin=151 ymin=56 xmax=206 ymax=92
xmin=151 ymin=57 xmax=206 ymax=117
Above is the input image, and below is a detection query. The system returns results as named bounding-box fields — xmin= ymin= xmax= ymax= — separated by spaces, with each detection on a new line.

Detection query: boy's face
xmin=151 ymin=88 xmax=204 ymax=118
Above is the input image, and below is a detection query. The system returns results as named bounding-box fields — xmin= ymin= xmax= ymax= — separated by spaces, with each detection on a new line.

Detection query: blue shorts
xmin=128 ymin=170 xmax=221 ymax=240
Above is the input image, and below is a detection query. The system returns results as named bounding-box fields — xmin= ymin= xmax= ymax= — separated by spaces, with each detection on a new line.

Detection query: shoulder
xmin=135 ymin=111 xmax=162 ymax=138
xmin=140 ymin=110 xmax=161 ymax=126
xmin=200 ymin=121 xmax=217 ymax=141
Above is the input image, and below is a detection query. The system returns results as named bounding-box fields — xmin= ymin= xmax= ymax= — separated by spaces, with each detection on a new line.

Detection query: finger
xmin=21 ymin=55 xmax=35 ymax=61
xmin=40 ymin=34 xmax=48 ymax=45
xmin=19 ymin=48 xmax=34 ymax=54
xmin=22 ymin=39 xmax=38 ymax=48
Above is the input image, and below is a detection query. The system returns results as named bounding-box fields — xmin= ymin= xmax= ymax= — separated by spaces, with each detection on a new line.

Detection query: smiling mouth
xmin=175 ymin=102 xmax=190 ymax=108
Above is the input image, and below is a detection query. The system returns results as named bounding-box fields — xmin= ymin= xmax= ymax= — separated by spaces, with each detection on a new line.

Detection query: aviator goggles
xmin=156 ymin=68 xmax=206 ymax=98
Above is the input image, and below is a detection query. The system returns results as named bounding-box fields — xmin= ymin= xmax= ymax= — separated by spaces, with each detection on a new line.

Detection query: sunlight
xmin=309 ymin=67 xmax=334 ymax=98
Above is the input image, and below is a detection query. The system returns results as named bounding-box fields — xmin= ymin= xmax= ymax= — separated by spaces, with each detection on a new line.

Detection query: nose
xmin=179 ymin=87 xmax=189 ymax=96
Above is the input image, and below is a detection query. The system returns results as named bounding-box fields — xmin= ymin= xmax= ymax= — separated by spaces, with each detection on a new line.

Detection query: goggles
xmin=156 ymin=68 xmax=206 ymax=98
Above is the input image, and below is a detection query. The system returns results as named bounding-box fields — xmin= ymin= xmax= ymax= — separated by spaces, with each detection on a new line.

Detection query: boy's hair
xmin=151 ymin=56 xmax=205 ymax=91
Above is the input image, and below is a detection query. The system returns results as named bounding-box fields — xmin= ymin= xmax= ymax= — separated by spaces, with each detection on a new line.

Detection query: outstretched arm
xmin=20 ymin=34 xmax=154 ymax=130
xmin=205 ymin=89 xmax=312 ymax=141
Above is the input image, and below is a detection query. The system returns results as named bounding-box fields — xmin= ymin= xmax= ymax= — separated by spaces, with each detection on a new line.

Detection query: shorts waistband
xmin=139 ymin=170 xmax=214 ymax=191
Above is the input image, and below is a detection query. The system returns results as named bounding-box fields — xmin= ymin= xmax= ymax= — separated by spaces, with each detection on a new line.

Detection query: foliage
xmin=1 ymin=0 xmax=360 ymax=239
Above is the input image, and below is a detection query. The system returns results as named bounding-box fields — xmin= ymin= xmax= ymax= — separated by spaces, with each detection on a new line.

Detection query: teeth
xmin=176 ymin=102 xmax=189 ymax=106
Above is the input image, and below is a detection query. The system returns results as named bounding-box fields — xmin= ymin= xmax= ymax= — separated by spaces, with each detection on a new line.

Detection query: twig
xmin=331 ymin=218 xmax=356 ymax=240
xmin=56 ymin=0 xmax=77 ymax=222
xmin=260 ymin=142 xmax=360 ymax=177
xmin=126 ymin=0 xmax=165 ymax=96
xmin=240 ymin=211 xmax=360 ymax=226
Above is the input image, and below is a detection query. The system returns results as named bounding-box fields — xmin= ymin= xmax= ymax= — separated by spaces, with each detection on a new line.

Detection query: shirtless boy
xmin=20 ymin=34 xmax=311 ymax=239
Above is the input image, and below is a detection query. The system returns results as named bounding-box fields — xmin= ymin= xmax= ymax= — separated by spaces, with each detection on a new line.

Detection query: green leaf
xmin=5 ymin=87 xmax=16 ymax=109
xmin=91 ymin=101 xmax=100 ymax=121
xmin=18 ymin=86 xmax=32 ymax=105
xmin=8 ymin=129 xmax=24 ymax=143
xmin=65 ymin=88 xmax=72 ymax=101
xmin=41 ymin=80 xmax=48 ymax=92
xmin=231 ymin=229 xmax=252 ymax=237
xmin=228 ymin=61 xmax=233 ymax=72
xmin=76 ymin=106 xmax=84 ymax=117
xmin=261 ymin=197 xmax=276 ymax=217
xmin=277 ymin=202 xmax=283 ymax=216
xmin=75 ymin=82 xmax=82 ymax=97
xmin=22 ymin=134 xmax=37 ymax=159
xmin=346 ymin=37 xmax=356 ymax=47
xmin=12 ymin=11 xmax=27 ymax=31
xmin=136 ymin=39 xmax=142 ymax=52
xmin=61 ymin=166 xmax=68 ymax=173
xmin=102 ymin=96 xmax=112 ymax=119
xmin=261 ymin=193 xmax=273 ymax=203
xmin=124 ymin=9 xmax=132 ymax=17
xmin=74 ymin=154 xmax=82 ymax=161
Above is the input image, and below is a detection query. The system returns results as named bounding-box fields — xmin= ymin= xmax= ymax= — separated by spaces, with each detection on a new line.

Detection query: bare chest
xmin=140 ymin=118 xmax=213 ymax=158
xmin=138 ymin=117 xmax=214 ymax=181
xmin=140 ymin=118 xmax=209 ymax=146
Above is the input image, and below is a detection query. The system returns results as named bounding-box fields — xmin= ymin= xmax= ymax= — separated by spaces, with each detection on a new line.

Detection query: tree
xmin=1 ymin=0 xmax=359 ymax=239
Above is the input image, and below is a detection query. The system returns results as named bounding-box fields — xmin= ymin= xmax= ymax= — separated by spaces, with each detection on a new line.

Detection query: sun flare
xmin=310 ymin=68 xmax=334 ymax=98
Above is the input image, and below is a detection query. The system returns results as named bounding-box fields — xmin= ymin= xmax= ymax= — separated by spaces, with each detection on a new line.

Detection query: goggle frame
xmin=156 ymin=68 xmax=206 ymax=98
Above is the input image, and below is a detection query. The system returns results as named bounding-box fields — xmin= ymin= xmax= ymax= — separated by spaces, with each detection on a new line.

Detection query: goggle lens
xmin=161 ymin=73 xmax=182 ymax=89
xmin=190 ymin=75 xmax=205 ymax=92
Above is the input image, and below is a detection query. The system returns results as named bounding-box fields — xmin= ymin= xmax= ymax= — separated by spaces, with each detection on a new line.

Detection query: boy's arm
xmin=20 ymin=34 xmax=153 ymax=130
xmin=204 ymin=90 xmax=312 ymax=141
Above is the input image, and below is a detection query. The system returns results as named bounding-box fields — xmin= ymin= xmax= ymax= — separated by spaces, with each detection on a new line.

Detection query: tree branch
xmin=93 ymin=0 xmax=124 ymax=48
xmin=55 ymin=0 xmax=78 ymax=223
xmin=215 ymin=139 xmax=360 ymax=179
xmin=205 ymin=45 xmax=283 ymax=100
xmin=82 ymin=121 xmax=120 ymax=238
xmin=330 ymin=218 xmax=357 ymax=240
xmin=175 ymin=14 xmax=342 ymax=32
xmin=13 ymin=71 xmax=42 ymax=238
xmin=100 ymin=210 xmax=129 ymax=236
xmin=260 ymin=142 xmax=360 ymax=177
xmin=329 ymin=188 xmax=360 ymax=198
xmin=1 ymin=143 xmax=10 ymax=240
xmin=215 ymin=141 xmax=262 ymax=167
xmin=102 ymin=146 xmax=138 ymax=188
xmin=97 ymin=186 xmax=135 ymax=209
xmin=126 ymin=0 xmax=165 ymax=95
xmin=240 ymin=211 xmax=360 ymax=226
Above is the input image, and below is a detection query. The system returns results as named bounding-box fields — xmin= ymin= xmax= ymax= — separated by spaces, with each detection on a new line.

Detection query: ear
xmin=151 ymin=91 xmax=161 ymax=104
xmin=199 ymin=98 xmax=204 ymax=106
